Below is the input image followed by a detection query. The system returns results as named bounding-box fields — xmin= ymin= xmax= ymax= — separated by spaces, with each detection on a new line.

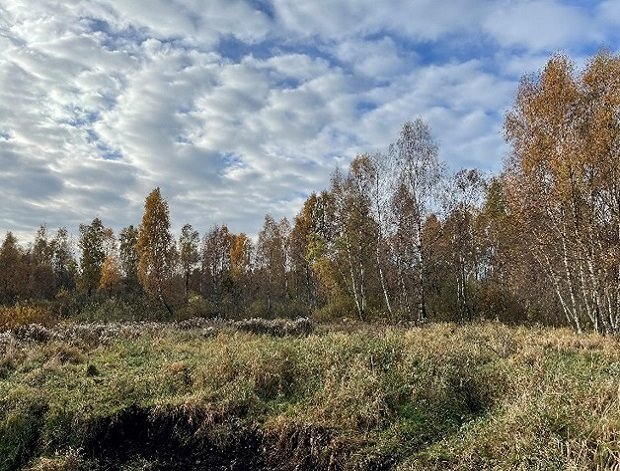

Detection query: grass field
xmin=1 ymin=319 xmax=619 ymax=470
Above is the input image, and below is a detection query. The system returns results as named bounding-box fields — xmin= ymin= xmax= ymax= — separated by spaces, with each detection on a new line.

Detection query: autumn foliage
xmin=0 ymin=304 xmax=55 ymax=329
xmin=136 ymin=187 xmax=177 ymax=315
xmin=505 ymin=52 xmax=620 ymax=334
xmin=1 ymin=52 xmax=619 ymax=334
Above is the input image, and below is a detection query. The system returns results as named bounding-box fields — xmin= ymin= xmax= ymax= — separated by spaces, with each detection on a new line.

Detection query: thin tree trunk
xmin=157 ymin=285 xmax=174 ymax=318
xmin=345 ymin=236 xmax=363 ymax=321
xmin=560 ymin=231 xmax=580 ymax=326
xmin=398 ymin=264 xmax=410 ymax=319
xmin=377 ymin=250 xmax=393 ymax=316
xmin=414 ymin=223 xmax=426 ymax=323
xmin=357 ymin=235 xmax=367 ymax=314
xmin=373 ymin=172 xmax=393 ymax=316
xmin=535 ymin=250 xmax=582 ymax=333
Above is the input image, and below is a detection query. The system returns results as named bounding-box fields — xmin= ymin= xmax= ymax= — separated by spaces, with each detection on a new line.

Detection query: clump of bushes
xmin=1 ymin=322 xmax=162 ymax=347
xmin=176 ymin=317 xmax=220 ymax=330
xmin=69 ymin=295 xmax=169 ymax=322
xmin=0 ymin=304 xmax=55 ymax=330
xmin=174 ymin=293 xmax=217 ymax=320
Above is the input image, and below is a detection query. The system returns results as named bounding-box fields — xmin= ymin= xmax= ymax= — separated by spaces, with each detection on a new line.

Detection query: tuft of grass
xmin=26 ymin=449 xmax=92 ymax=471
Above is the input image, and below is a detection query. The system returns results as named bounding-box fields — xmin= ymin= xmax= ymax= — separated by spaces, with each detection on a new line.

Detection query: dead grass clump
xmin=314 ymin=356 xmax=393 ymax=431
xmin=193 ymin=336 xmax=304 ymax=404
xmin=26 ymin=449 xmax=89 ymax=471
xmin=264 ymin=419 xmax=358 ymax=470
xmin=233 ymin=317 xmax=314 ymax=337
xmin=252 ymin=346 xmax=300 ymax=400
xmin=12 ymin=324 xmax=56 ymax=343
xmin=42 ymin=344 xmax=85 ymax=368
xmin=163 ymin=361 xmax=193 ymax=388
xmin=0 ymin=341 xmax=25 ymax=378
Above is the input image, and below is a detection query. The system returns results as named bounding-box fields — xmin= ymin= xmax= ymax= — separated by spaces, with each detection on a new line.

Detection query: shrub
xmin=173 ymin=294 xmax=216 ymax=321
xmin=312 ymin=298 xmax=357 ymax=322
xmin=72 ymin=296 xmax=168 ymax=323
xmin=246 ymin=300 xmax=270 ymax=319
xmin=246 ymin=300 xmax=312 ymax=321
xmin=0 ymin=304 xmax=56 ymax=330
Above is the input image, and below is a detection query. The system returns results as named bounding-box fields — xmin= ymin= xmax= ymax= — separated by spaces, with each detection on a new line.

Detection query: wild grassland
xmin=1 ymin=320 xmax=620 ymax=470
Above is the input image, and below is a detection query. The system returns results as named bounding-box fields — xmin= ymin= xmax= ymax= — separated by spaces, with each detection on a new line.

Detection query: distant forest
xmin=2 ymin=52 xmax=620 ymax=335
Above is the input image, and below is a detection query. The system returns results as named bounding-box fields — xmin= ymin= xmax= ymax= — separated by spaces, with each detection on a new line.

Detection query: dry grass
xmin=1 ymin=321 xmax=620 ymax=470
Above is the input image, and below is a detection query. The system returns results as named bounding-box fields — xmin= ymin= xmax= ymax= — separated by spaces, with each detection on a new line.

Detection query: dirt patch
xmin=82 ymin=405 xmax=263 ymax=470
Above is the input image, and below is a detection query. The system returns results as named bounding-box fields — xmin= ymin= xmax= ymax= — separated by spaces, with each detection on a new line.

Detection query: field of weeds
xmin=1 ymin=319 xmax=620 ymax=470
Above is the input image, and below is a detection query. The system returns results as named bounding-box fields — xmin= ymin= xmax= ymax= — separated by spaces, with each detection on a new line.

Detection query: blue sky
xmin=0 ymin=0 xmax=619 ymax=240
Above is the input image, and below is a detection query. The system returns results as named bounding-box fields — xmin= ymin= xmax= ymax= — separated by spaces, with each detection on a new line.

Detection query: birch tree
xmin=442 ymin=169 xmax=487 ymax=321
xmin=201 ymin=225 xmax=233 ymax=303
xmin=78 ymin=218 xmax=106 ymax=297
xmin=179 ymin=223 xmax=200 ymax=297
xmin=119 ymin=225 xmax=139 ymax=290
xmin=0 ymin=232 xmax=26 ymax=303
xmin=389 ymin=119 xmax=442 ymax=322
xmin=136 ymin=188 xmax=177 ymax=316
xmin=505 ymin=52 xmax=620 ymax=334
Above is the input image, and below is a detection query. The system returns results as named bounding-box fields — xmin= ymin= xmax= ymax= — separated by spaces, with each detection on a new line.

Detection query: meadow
xmin=1 ymin=318 xmax=619 ymax=470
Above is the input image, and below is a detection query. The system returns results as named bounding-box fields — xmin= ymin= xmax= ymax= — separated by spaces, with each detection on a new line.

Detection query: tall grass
xmin=1 ymin=321 xmax=619 ymax=469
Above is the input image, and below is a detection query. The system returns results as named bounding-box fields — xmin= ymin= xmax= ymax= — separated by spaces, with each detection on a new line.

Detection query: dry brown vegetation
xmin=2 ymin=320 xmax=620 ymax=470
xmin=0 ymin=305 xmax=56 ymax=330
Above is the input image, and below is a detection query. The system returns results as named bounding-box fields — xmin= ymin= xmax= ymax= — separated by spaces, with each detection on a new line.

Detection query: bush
xmin=173 ymin=294 xmax=216 ymax=321
xmin=246 ymin=299 xmax=312 ymax=321
xmin=246 ymin=300 xmax=270 ymax=319
xmin=72 ymin=296 xmax=168 ymax=323
xmin=268 ymin=300 xmax=312 ymax=320
xmin=0 ymin=304 xmax=56 ymax=330
xmin=312 ymin=298 xmax=357 ymax=322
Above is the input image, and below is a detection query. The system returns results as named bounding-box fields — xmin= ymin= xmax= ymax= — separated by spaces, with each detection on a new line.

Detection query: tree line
xmin=1 ymin=52 xmax=619 ymax=334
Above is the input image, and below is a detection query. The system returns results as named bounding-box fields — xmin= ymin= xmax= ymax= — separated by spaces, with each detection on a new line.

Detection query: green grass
xmin=2 ymin=321 xmax=620 ymax=470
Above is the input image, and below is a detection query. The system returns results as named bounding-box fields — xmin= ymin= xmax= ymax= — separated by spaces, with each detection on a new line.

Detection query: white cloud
xmin=0 ymin=0 xmax=617 ymax=242
xmin=272 ymin=0 xmax=492 ymax=41
xmin=483 ymin=1 xmax=600 ymax=52
xmin=331 ymin=36 xmax=412 ymax=79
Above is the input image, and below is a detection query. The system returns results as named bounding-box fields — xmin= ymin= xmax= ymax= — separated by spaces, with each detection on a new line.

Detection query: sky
xmin=1 ymin=0 xmax=619 ymax=241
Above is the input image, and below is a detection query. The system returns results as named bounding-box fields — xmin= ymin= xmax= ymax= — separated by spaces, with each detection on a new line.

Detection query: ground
xmin=1 ymin=319 xmax=619 ymax=470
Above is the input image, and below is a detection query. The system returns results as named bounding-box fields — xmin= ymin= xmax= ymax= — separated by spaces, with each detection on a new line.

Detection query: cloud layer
xmin=0 ymin=0 xmax=618 ymax=239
